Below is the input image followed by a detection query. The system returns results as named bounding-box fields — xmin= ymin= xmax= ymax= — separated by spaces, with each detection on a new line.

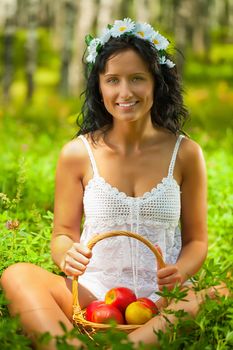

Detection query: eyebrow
xmin=103 ymin=72 xmax=147 ymax=76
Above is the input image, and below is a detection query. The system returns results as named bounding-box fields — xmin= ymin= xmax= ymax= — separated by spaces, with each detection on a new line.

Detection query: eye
xmin=106 ymin=77 xmax=119 ymax=84
xmin=132 ymin=76 xmax=144 ymax=82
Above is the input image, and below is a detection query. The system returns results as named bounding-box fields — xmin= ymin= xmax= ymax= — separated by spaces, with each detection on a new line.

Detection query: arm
xmin=157 ymin=139 xmax=208 ymax=290
xmin=51 ymin=139 xmax=92 ymax=276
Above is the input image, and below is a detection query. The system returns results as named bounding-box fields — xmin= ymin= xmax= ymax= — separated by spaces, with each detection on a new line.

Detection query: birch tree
xmin=53 ymin=0 xmax=64 ymax=50
xmin=118 ymin=0 xmax=133 ymax=19
xmin=215 ymin=0 xmax=233 ymax=40
xmin=191 ymin=0 xmax=212 ymax=57
xmin=2 ymin=0 xmax=17 ymax=102
xmin=134 ymin=0 xmax=151 ymax=23
xmin=68 ymin=0 xmax=97 ymax=94
xmin=59 ymin=0 xmax=76 ymax=95
xmin=96 ymin=0 xmax=115 ymax=35
xmin=25 ymin=0 xmax=39 ymax=100
xmin=173 ymin=0 xmax=193 ymax=74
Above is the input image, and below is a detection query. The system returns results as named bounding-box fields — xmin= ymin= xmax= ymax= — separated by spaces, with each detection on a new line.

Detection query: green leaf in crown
xmin=85 ymin=34 xmax=94 ymax=46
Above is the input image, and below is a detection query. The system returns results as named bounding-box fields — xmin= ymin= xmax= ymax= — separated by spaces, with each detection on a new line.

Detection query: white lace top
xmin=78 ymin=134 xmax=184 ymax=302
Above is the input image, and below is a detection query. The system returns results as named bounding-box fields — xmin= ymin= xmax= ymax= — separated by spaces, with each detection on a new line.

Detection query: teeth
xmin=118 ymin=102 xmax=137 ymax=107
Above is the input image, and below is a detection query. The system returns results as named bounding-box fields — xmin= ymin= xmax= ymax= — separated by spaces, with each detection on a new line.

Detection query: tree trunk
xmin=3 ymin=20 xmax=14 ymax=102
xmin=96 ymin=0 xmax=118 ymax=35
xmin=2 ymin=0 xmax=17 ymax=103
xmin=53 ymin=0 xmax=64 ymax=51
xmin=134 ymin=0 xmax=151 ymax=22
xmin=59 ymin=0 xmax=76 ymax=96
xmin=68 ymin=0 xmax=97 ymax=95
xmin=191 ymin=0 xmax=212 ymax=58
xmin=26 ymin=0 xmax=39 ymax=100
xmin=148 ymin=0 xmax=161 ymax=25
xmin=118 ymin=0 xmax=133 ymax=18
xmin=229 ymin=0 xmax=233 ymax=39
xmin=173 ymin=0 xmax=193 ymax=75
xmin=218 ymin=0 xmax=233 ymax=41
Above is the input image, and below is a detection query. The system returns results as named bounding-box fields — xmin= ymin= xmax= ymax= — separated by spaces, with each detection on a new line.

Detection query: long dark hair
xmin=76 ymin=35 xmax=188 ymax=140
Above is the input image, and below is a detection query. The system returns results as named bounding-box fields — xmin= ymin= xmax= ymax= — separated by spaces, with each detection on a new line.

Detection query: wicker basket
xmin=72 ymin=230 xmax=166 ymax=336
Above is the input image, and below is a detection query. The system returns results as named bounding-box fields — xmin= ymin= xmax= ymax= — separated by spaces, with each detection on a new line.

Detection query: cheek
xmin=102 ymin=90 xmax=115 ymax=105
xmin=137 ymin=82 xmax=154 ymax=98
xmin=143 ymin=87 xmax=154 ymax=105
xmin=101 ymin=93 xmax=116 ymax=114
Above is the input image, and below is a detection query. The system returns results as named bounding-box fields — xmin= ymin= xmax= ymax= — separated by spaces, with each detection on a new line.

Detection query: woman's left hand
xmin=157 ymin=264 xmax=184 ymax=291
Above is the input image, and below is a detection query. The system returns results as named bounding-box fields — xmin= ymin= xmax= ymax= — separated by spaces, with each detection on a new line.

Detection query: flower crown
xmin=85 ymin=18 xmax=175 ymax=68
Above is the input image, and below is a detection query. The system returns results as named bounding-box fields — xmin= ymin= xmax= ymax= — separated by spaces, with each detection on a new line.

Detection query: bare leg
xmin=1 ymin=263 xmax=96 ymax=350
xmin=128 ymin=283 xmax=230 ymax=346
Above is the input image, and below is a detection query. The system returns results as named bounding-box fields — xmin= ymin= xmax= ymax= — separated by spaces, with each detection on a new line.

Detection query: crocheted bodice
xmin=78 ymin=134 xmax=184 ymax=301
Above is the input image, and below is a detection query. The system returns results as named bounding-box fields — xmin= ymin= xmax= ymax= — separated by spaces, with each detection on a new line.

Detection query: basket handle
xmin=72 ymin=230 xmax=166 ymax=312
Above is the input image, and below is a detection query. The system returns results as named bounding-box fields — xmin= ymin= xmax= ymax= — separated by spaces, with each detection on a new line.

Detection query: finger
xmin=157 ymin=266 xmax=178 ymax=279
xmin=67 ymin=250 xmax=90 ymax=265
xmin=64 ymin=256 xmax=87 ymax=274
xmin=157 ymin=274 xmax=182 ymax=285
xmin=63 ymin=264 xmax=86 ymax=277
xmin=74 ymin=243 xmax=92 ymax=258
xmin=157 ymin=273 xmax=181 ymax=283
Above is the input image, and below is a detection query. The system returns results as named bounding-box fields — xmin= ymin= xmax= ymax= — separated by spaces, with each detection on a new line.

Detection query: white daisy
xmin=151 ymin=32 xmax=169 ymax=50
xmin=159 ymin=56 xmax=175 ymax=68
xmin=99 ymin=27 xmax=112 ymax=45
xmin=86 ymin=38 xmax=102 ymax=63
xmin=86 ymin=51 xmax=97 ymax=64
xmin=134 ymin=22 xmax=155 ymax=40
xmin=84 ymin=18 xmax=174 ymax=68
xmin=111 ymin=18 xmax=135 ymax=37
xmin=165 ymin=58 xmax=175 ymax=68
xmin=159 ymin=56 xmax=167 ymax=65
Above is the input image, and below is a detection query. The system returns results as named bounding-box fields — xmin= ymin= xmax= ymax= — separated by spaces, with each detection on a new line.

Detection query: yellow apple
xmin=125 ymin=300 xmax=153 ymax=325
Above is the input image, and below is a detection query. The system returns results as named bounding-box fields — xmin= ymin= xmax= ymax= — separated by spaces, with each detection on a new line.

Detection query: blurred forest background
xmin=0 ymin=0 xmax=233 ymax=145
xmin=0 ymin=1 xmax=233 ymax=348
xmin=0 ymin=0 xmax=232 ymax=100
xmin=1 ymin=0 xmax=233 ymax=127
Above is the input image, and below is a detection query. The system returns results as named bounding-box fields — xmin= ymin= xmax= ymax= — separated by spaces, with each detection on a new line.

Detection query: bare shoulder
xmin=179 ymin=137 xmax=205 ymax=162
xmin=178 ymin=137 xmax=206 ymax=176
xmin=60 ymin=137 xmax=86 ymax=160
xmin=57 ymin=136 xmax=88 ymax=178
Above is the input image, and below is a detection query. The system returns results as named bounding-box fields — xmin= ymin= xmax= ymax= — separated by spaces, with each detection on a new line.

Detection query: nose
xmin=119 ymin=80 xmax=133 ymax=100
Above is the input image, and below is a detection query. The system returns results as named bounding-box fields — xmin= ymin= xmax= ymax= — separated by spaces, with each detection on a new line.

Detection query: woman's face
xmin=99 ymin=49 xmax=154 ymax=124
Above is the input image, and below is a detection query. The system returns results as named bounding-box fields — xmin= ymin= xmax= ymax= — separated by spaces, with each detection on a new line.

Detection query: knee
xmin=1 ymin=262 xmax=35 ymax=293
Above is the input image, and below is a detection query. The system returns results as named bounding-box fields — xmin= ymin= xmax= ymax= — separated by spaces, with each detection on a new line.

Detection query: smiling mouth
xmin=117 ymin=101 xmax=138 ymax=107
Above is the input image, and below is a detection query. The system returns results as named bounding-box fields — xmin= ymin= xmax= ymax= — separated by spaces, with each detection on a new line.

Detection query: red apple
xmin=85 ymin=300 xmax=105 ymax=322
xmin=137 ymin=297 xmax=159 ymax=315
xmin=125 ymin=301 xmax=153 ymax=325
xmin=105 ymin=287 xmax=137 ymax=313
xmin=92 ymin=304 xmax=124 ymax=324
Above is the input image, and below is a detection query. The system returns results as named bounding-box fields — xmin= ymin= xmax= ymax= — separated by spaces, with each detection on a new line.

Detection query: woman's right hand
xmin=61 ymin=243 xmax=92 ymax=277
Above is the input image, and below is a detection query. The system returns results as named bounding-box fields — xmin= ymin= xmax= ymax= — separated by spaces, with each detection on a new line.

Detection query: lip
xmin=116 ymin=101 xmax=139 ymax=109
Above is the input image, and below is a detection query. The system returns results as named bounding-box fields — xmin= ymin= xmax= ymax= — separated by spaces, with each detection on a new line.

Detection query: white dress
xmin=78 ymin=134 xmax=184 ymax=302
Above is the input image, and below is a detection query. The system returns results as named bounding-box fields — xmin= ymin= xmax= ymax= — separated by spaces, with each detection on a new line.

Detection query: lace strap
xmin=168 ymin=135 xmax=185 ymax=177
xmin=78 ymin=135 xmax=99 ymax=176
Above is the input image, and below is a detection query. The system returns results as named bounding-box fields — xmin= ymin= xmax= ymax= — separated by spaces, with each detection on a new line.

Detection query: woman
xmin=0 ymin=18 xmax=228 ymax=350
